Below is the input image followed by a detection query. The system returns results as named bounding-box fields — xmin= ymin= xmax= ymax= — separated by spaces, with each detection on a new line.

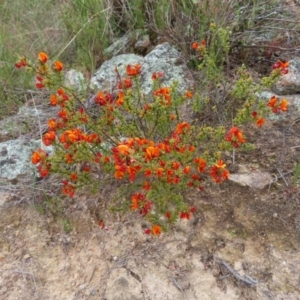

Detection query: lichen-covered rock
xmin=272 ymin=58 xmax=300 ymax=95
xmin=229 ymin=165 xmax=273 ymax=189
xmin=90 ymin=42 xmax=193 ymax=96
xmin=0 ymin=139 xmax=52 ymax=181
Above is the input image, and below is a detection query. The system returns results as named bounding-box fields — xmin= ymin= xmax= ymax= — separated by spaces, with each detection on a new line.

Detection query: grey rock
xmin=229 ymin=165 xmax=273 ymax=189
xmin=0 ymin=139 xmax=53 ymax=181
xmin=258 ymin=91 xmax=300 ymax=121
xmin=91 ymin=42 xmax=193 ymax=96
xmin=90 ymin=54 xmax=144 ymax=91
xmin=65 ymin=69 xmax=87 ymax=92
xmin=272 ymin=58 xmax=300 ymax=95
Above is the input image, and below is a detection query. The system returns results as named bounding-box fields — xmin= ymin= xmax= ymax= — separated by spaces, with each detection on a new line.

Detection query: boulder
xmin=0 ymin=139 xmax=52 ymax=182
xmin=228 ymin=164 xmax=273 ymax=189
xmin=272 ymin=58 xmax=300 ymax=95
xmin=90 ymin=42 xmax=193 ymax=96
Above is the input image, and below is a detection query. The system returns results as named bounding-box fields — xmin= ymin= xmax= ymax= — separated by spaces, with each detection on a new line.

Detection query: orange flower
xmin=152 ymin=225 xmax=162 ymax=235
xmin=189 ymin=145 xmax=195 ymax=152
xmin=175 ymin=122 xmax=191 ymax=134
xmin=268 ymin=96 xmax=277 ymax=108
xmin=53 ymin=61 xmax=63 ymax=71
xmin=65 ymin=153 xmax=73 ymax=163
xmin=116 ymin=92 xmax=124 ymax=106
xmin=256 ymin=117 xmax=265 ymax=127
xmin=62 ymin=183 xmax=75 ymax=197
xmin=118 ymin=78 xmax=133 ymax=89
xmin=47 ymin=119 xmax=58 ymax=130
xmin=117 ymin=144 xmax=130 ymax=156
xmin=70 ymin=173 xmax=78 ymax=181
xmin=210 ymin=159 xmax=230 ymax=183
xmin=278 ymin=99 xmax=288 ymax=111
xmin=185 ymin=91 xmax=193 ymax=98
xmin=144 ymin=169 xmax=152 ymax=177
xmin=42 ymin=130 xmax=56 ymax=146
xmin=126 ymin=64 xmax=141 ymax=77
xmin=156 ymin=168 xmax=164 ymax=177
xmin=114 ymin=170 xmax=125 ymax=180
xmin=180 ymin=212 xmax=191 ymax=220
xmin=151 ymin=72 xmax=163 ymax=80
xmin=15 ymin=56 xmax=27 ymax=68
xmin=35 ymin=76 xmax=44 ymax=89
xmin=145 ymin=146 xmax=160 ymax=161
xmin=154 ymin=87 xmax=171 ymax=104
xmin=183 ymin=166 xmax=191 ymax=174
xmin=172 ymin=161 xmax=180 ymax=170
xmin=38 ymin=52 xmax=48 ymax=63
xmin=268 ymin=96 xmax=288 ymax=113
xmin=131 ymin=197 xmax=139 ymax=210
xmin=192 ymin=42 xmax=199 ymax=49
xmin=194 ymin=157 xmax=206 ymax=173
xmin=225 ymin=127 xmax=246 ymax=148
xmin=31 ymin=149 xmax=46 ymax=164
xmin=143 ymin=181 xmax=151 ymax=190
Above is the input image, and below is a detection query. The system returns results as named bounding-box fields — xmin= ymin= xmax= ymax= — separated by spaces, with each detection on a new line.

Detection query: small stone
xmin=273 ymin=213 xmax=278 ymax=218
xmin=23 ymin=254 xmax=31 ymax=260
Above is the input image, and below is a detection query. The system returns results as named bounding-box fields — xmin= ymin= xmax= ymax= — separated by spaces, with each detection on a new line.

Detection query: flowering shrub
xmin=15 ymin=51 xmax=288 ymax=235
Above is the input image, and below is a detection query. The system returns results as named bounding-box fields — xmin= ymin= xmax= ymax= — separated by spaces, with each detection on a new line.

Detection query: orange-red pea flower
xmin=47 ymin=118 xmax=58 ymax=130
xmin=183 ymin=166 xmax=191 ymax=174
xmin=210 ymin=159 xmax=230 ymax=183
xmin=116 ymin=92 xmax=124 ymax=106
xmin=143 ymin=181 xmax=151 ymax=191
xmin=53 ymin=61 xmax=63 ymax=72
xmin=144 ymin=169 xmax=152 ymax=177
xmin=156 ymin=168 xmax=164 ymax=177
xmin=145 ymin=146 xmax=160 ymax=161
xmin=268 ymin=96 xmax=288 ymax=113
xmin=38 ymin=167 xmax=49 ymax=178
xmin=192 ymin=42 xmax=199 ymax=49
xmin=185 ymin=91 xmax=193 ymax=98
xmin=65 ymin=153 xmax=73 ymax=164
xmin=180 ymin=212 xmax=191 ymax=220
xmin=152 ymin=225 xmax=162 ymax=236
xmin=256 ymin=117 xmax=265 ymax=127
xmin=31 ymin=148 xmax=47 ymax=164
xmin=165 ymin=212 xmax=171 ymax=219
xmin=278 ymin=99 xmax=288 ymax=111
xmin=194 ymin=157 xmax=206 ymax=173
xmin=172 ymin=161 xmax=181 ymax=170
xmin=189 ymin=145 xmax=195 ymax=152
xmin=175 ymin=122 xmax=191 ymax=134
xmin=38 ymin=52 xmax=48 ymax=63
xmin=225 ymin=127 xmax=246 ymax=148
xmin=35 ymin=76 xmax=44 ymax=89
xmin=190 ymin=206 xmax=196 ymax=213
xmin=151 ymin=72 xmax=163 ymax=80
xmin=15 ymin=56 xmax=27 ymax=68
xmin=42 ymin=130 xmax=56 ymax=146
xmin=118 ymin=78 xmax=132 ymax=89
xmin=83 ymin=166 xmax=90 ymax=172
xmin=62 ymin=183 xmax=75 ymax=197
xmin=126 ymin=64 xmax=141 ymax=77
xmin=117 ymin=144 xmax=130 ymax=156
xmin=70 ymin=173 xmax=78 ymax=181
xmin=50 ymin=94 xmax=57 ymax=106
